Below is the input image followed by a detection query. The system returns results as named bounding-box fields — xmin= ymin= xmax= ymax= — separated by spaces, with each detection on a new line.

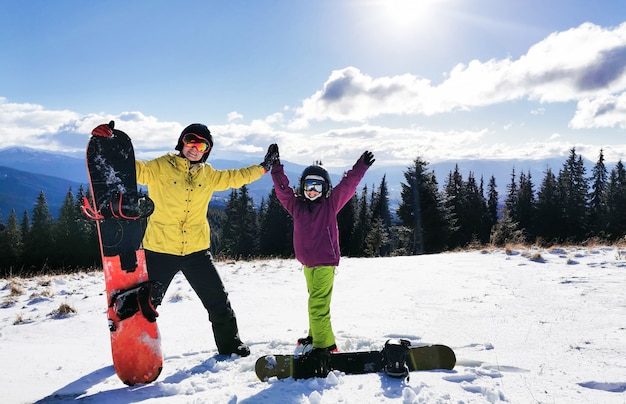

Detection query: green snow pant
xmin=303 ymin=265 xmax=335 ymax=349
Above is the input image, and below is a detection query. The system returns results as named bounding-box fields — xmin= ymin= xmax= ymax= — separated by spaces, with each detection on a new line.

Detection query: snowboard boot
xmin=233 ymin=343 xmax=251 ymax=357
xmin=325 ymin=344 xmax=338 ymax=353
xmin=303 ymin=347 xmax=332 ymax=378
xmin=297 ymin=336 xmax=313 ymax=346
xmin=297 ymin=336 xmax=337 ymax=352
xmin=219 ymin=341 xmax=251 ymax=357
xmin=296 ymin=336 xmax=314 ymax=356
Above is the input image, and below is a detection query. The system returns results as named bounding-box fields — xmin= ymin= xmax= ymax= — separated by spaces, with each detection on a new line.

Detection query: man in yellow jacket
xmin=135 ymin=123 xmax=278 ymax=357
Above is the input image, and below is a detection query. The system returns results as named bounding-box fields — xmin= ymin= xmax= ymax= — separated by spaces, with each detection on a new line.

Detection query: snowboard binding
xmin=300 ymin=347 xmax=332 ymax=378
xmin=82 ymin=191 xmax=154 ymax=271
xmin=81 ymin=192 xmax=154 ymax=221
xmin=381 ymin=338 xmax=411 ymax=380
xmin=108 ymin=281 xmax=162 ymax=331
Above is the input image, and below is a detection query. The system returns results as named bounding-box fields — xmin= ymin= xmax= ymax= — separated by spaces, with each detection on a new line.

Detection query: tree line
xmin=2 ymin=147 xmax=626 ymax=277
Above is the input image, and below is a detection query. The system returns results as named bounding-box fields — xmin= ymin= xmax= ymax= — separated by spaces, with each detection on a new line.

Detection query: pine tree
xmin=23 ymin=191 xmax=56 ymax=273
xmin=371 ymin=175 xmax=393 ymax=228
xmin=54 ymin=189 xmax=79 ymax=269
xmin=352 ymin=185 xmax=370 ymax=256
xmin=397 ymin=157 xmax=450 ymax=254
xmin=257 ymin=197 xmax=268 ymax=253
xmin=240 ymin=186 xmax=259 ymax=257
xmin=221 ymin=189 xmax=240 ymax=258
xmin=0 ymin=210 xmax=22 ymax=276
xmin=504 ymin=168 xmax=519 ymax=222
xmin=370 ymin=175 xmax=393 ymax=256
xmin=258 ymin=189 xmax=293 ymax=257
xmin=444 ymin=167 xmax=491 ymax=247
xmin=19 ymin=210 xmax=30 ymax=271
xmin=557 ymin=148 xmax=589 ymax=241
xmin=605 ymin=161 xmax=626 ymax=239
xmin=487 ymin=175 xmax=499 ymax=227
xmin=535 ymin=168 xmax=562 ymax=243
xmin=208 ymin=208 xmax=227 ymax=253
xmin=444 ymin=165 xmax=464 ymax=248
xmin=492 ymin=168 xmax=529 ymax=246
xmin=74 ymin=186 xmax=100 ymax=267
xmin=465 ymin=173 xmax=492 ymax=245
xmin=337 ymin=193 xmax=358 ymax=257
xmin=588 ymin=149 xmax=608 ymax=237
xmin=364 ymin=217 xmax=389 ymax=257
xmin=516 ymin=171 xmax=536 ymax=242
xmin=489 ymin=209 xmax=526 ymax=246
xmin=220 ymin=186 xmax=258 ymax=258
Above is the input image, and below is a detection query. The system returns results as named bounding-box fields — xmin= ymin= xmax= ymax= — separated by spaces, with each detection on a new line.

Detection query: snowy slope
xmin=1 ymin=247 xmax=625 ymax=403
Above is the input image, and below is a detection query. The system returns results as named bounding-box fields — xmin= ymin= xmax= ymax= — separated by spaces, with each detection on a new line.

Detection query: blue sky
xmin=2 ymin=0 xmax=626 ymax=168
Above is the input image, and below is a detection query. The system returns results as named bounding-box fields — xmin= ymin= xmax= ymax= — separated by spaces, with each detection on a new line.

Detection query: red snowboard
xmin=83 ymin=121 xmax=162 ymax=385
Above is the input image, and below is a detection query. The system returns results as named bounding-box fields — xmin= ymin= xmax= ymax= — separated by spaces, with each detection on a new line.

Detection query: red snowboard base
xmin=103 ymin=251 xmax=162 ymax=385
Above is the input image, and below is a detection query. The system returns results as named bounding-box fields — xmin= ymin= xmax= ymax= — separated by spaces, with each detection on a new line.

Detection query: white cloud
xmin=292 ymin=22 xmax=626 ymax=127
xmin=570 ymin=92 xmax=626 ymax=129
xmin=60 ymin=112 xmax=182 ymax=153
xmin=548 ymin=133 xmax=561 ymax=141
xmin=267 ymin=124 xmax=492 ymax=167
xmin=291 ymin=67 xmax=433 ymax=126
xmin=0 ymin=97 xmax=79 ymax=139
xmin=2 ymin=94 xmax=624 ymax=166
xmin=0 ymin=101 xmax=183 ymax=153
xmin=227 ymin=111 xmax=243 ymax=122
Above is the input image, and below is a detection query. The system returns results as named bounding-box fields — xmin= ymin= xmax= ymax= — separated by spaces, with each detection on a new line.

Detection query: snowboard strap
xmin=110 ymin=281 xmax=161 ymax=323
xmin=81 ymin=197 xmax=104 ymax=220
xmin=81 ymin=193 xmax=154 ymax=221
xmin=109 ymin=192 xmax=138 ymax=220
xmin=109 ymin=192 xmax=155 ymax=220
xmin=382 ymin=338 xmax=411 ymax=381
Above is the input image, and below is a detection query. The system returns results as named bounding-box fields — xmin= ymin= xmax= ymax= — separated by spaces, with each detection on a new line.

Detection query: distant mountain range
xmin=0 ymin=146 xmax=599 ymax=220
xmin=0 ymin=164 xmax=84 ymax=220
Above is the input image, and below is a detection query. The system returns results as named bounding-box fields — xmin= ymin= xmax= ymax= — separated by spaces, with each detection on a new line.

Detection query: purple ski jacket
xmin=271 ymin=157 xmax=370 ymax=268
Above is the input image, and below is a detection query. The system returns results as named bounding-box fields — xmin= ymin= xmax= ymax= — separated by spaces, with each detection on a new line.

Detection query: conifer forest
xmin=2 ymin=148 xmax=625 ymax=277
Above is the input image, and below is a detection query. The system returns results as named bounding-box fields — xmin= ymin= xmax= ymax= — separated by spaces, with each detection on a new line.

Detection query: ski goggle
xmin=182 ymin=133 xmax=211 ymax=153
xmin=303 ymin=179 xmax=324 ymax=193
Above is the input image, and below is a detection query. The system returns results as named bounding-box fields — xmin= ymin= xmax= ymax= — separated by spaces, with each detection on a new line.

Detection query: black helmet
xmin=299 ymin=165 xmax=332 ymax=200
xmin=175 ymin=123 xmax=214 ymax=162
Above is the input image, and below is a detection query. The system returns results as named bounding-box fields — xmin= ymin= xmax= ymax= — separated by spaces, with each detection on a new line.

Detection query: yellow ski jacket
xmin=136 ymin=153 xmax=265 ymax=256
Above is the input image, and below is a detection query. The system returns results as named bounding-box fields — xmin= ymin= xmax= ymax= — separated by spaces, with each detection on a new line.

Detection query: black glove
xmin=261 ymin=143 xmax=280 ymax=171
xmin=361 ymin=150 xmax=375 ymax=166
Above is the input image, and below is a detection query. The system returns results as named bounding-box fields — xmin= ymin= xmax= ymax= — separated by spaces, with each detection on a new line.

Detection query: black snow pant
xmin=145 ymin=249 xmax=243 ymax=354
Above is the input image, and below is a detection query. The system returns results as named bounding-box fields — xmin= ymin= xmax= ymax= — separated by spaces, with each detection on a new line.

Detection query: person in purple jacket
xmin=270 ymin=146 xmax=375 ymax=375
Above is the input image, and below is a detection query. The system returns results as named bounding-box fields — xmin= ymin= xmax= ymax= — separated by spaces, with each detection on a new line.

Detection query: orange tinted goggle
xmin=183 ymin=133 xmax=210 ymax=153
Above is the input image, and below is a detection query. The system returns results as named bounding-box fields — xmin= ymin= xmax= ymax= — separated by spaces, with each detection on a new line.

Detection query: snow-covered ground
xmin=1 ymin=247 xmax=626 ymax=403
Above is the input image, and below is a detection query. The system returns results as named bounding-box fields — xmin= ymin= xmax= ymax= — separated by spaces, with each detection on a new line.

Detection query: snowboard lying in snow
xmin=83 ymin=121 xmax=162 ymax=386
xmin=255 ymin=340 xmax=456 ymax=381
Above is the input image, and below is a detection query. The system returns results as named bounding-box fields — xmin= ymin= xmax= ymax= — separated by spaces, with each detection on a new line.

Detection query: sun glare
xmin=379 ymin=0 xmax=441 ymax=30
